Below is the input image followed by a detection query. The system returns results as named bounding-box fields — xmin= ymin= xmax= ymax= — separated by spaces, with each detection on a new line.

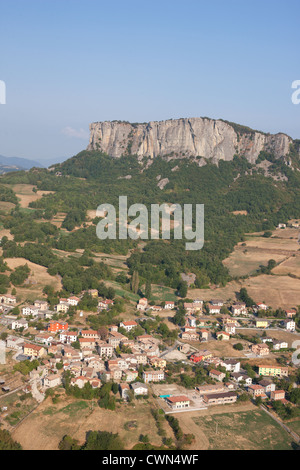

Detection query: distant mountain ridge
xmin=87 ymin=117 xmax=296 ymax=164
xmin=0 ymin=154 xmax=42 ymax=172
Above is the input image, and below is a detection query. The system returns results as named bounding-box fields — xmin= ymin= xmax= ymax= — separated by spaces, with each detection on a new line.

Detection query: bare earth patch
xmin=8 ymin=184 xmax=55 ymax=209
xmin=4 ymin=258 xmax=62 ymax=302
xmin=12 ymin=395 xmax=164 ymax=450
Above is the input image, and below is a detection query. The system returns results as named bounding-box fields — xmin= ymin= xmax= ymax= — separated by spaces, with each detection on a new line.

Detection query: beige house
xmin=55 ymin=302 xmax=69 ymax=313
xmin=23 ymin=343 xmax=46 ymax=358
xmin=209 ymin=369 xmax=226 ymax=382
xmin=81 ymin=330 xmax=99 ymax=339
xmin=34 ymin=300 xmax=49 ymax=310
xmin=248 ymin=385 xmax=267 ymax=398
xmin=181 ymin=331 xmax=199 ymax=341
xmin=43 ymin=374 xmax=62 ymax=388
xmin=137 ymin=298 xmax=148 ymax=311
xmin=217 ymin=332 xmax=230 ymax=341
xmin=251 ymin=343 xmax=269 ymax=356
xmin=98 ymin=342 xmax=113 ymax=358
xmin=271 ymin=390 xmax=285 ymax=401
xmin=203 ymin=391 xmax=237 ymax=405
xmin=79 ymin=338 xmax=96 ymax=350
xmin=143 ymin=370 xmax=165 ymax=383
xmin=166 ymin=395 xmax=190 ymax=410
xmin=231 ymin=303 xmax=247 ymax=316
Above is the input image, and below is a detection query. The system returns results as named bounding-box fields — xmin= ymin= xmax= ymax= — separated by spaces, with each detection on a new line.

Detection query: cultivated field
xmin=244 ymin=275 xmax=300 ymax=309
xmin=188 ymin=274 xmax=300 ymax=310
xmin=192 ymin=408 xmax=294 ymax=450
xmin=51 ymin=212 xmax=67 ymax=229
xmin=223 ymin=246 xmax=287 ymax=277
xmin=273 ymin=255 xmax=300 ymax=277
xmin=223 ymin=228 xmax=300 ymax=278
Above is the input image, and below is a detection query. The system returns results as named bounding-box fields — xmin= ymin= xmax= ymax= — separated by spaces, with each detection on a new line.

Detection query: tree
xmin=145 ymin=279 xmax=151 ymax=300
xmin=98 ymin=327 xmax=108 ymax=341
xmin=83 ymin=431 xmax=124 ymax=450
xmin=177 ymin=281 xmax=188 ymax=298
xmin=115 ymin=272 xmax=127 ymax=284
xmin=0 ymin=430 xmax=22 ymax=450
xmin=58 ymin=435 xmax=81 ymax=451
xmin=233 ymin=343 xmax=244 ymax=351
xmin=131 ymin=271 xmax=139 ymax=294
xmin=239 ymin=288 xmax=254 ymax=308
xmin=263 ymin=231 xmax=272 ymax=238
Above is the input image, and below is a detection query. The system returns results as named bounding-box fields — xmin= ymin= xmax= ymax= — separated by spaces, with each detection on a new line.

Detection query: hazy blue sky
xmin=0 ymin=0 xmax=299 ymax=164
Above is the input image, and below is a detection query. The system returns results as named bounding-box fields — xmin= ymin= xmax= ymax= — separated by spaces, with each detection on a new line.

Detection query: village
xmin=0 ymin=287 xmax=299 ymax=437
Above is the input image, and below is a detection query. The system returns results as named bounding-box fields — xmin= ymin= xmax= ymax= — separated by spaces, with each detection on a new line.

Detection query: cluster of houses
xmin=4 ymin=319 xmax=168 ymax=396
xmin=159 ymin=356 xmax=290 ymax=412
xmin=0 ymin=291 xmax=297 ymax=412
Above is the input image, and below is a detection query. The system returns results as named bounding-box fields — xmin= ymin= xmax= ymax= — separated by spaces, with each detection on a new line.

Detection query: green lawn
xmin=151 ymin=285 xmax=177 ymax=302
xmin=43 ymin=400 xmax=90 ymax=418
xmin=287 ymin=419 xmax=300 ymax=436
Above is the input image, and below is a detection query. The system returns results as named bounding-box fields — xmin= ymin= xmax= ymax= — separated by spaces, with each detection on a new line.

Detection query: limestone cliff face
xmin=87 ymin=118 xmax=292 ymax=164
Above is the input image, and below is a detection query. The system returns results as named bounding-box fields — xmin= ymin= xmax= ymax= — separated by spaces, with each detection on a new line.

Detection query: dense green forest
xmin=0 ymin=147 xmax=299 ymax=292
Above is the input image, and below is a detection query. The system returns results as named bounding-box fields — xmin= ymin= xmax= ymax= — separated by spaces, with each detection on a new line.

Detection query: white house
xmin=231 ymin=372 xmax=252 ymax=386
xmin=283 ymin=320 xmax=295 ymax=332
xmin=130 ymin=382 xmax=149 ymax=396
xmin=35 ymin=333 xmax=54 ymax=346
xmin=210 ymin=300 xmax=224 ymax=307
xmin=98 ymin=299 xmax=114 ymax=310
xmin=231 ymin=303 xmax=247 ymax=316
xmin=11 ymin=319 xmax=28 ymax=331
xmin=223 ymin=360 xmax=240 ymax=373
xmin=6 ymin=335 xmax=24 ymax=350
xmin=0 ymin=295 xmax=17 ymax=305
xmin=67 ymin=296 xmax=80 ymax=306
xmin=119 ymin=320 xmax=138 ymax=332
xmin=59 ymin=331 xmax=78 ymax=344
xmin=273 ymin=340 xmax=288 ymax=350
xmin=187 ymin=316 xmax=197 ymax=328
xmin=22 ymin=305 xmax=39 ymax=317
xmin=164 ymin=301 xmax=175 ymax=310
xmin=256 ymin=302 xmax=268 ymax=311
xmin=224 ymin=323 xmax=236 ymax=335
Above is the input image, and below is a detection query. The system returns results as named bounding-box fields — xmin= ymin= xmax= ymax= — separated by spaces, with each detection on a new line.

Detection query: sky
xmin=0 ymin=0 xmax=300 ymax=165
